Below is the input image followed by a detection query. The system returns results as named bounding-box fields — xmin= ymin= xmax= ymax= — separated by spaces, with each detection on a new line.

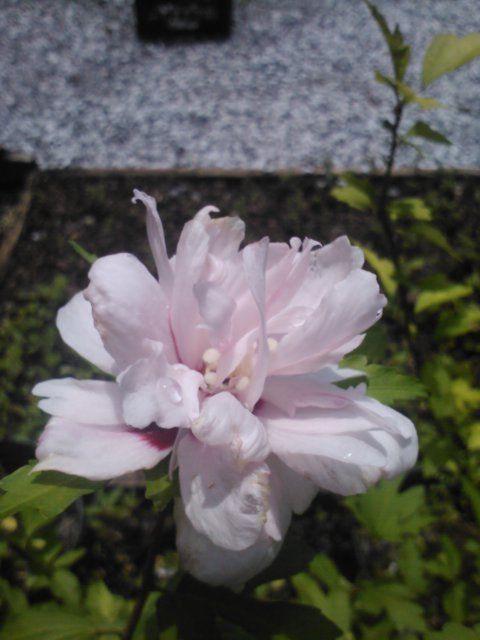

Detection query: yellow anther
xmin=267 ymin=337 xmax=279 ymax=353
xmin=235 ymin=376 xmax=250 ymax=392
xmin=204 ymin=371 xmax=218 ymax=386
xmin=202 ymin=348 xmax=221 ymax=366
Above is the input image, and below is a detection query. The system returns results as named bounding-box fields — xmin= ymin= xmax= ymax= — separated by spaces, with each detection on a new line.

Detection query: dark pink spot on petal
xmin=128 ymin=424 xmax=178 ymax=451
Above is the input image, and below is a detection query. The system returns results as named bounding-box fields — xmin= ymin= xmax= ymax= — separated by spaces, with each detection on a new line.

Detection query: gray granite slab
xmin=1 ymin=0 xmax=479 ymax=170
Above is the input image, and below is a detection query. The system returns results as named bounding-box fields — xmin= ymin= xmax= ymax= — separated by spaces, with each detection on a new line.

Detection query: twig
xmin=375 ymin=93 xmax=422 ymax=372
xmin=122 ymin=511 xmax=165 ymax=640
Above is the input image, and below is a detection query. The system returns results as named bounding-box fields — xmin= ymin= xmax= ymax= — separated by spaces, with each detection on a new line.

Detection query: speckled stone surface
xmin=1 ymin=0 xmax=479 ymax=170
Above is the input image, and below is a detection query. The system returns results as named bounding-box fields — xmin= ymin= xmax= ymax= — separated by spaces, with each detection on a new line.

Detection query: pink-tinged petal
xmin=239 ymin=238 xmax=269 ymax=409
xmin=268 ymin=455 xmax=317 ymax=515
xmin=32 ymin=378 xmax=123 ymax=425
xmin=132 ymin=190 xmax=173 ymax=293
xmin=171 ymin=215 xmax=211 ymax=368
xmin=85 ymin=253 xmax=176 ymax=369
xmin=269 ymin=269 xmax=386 ymax=375
xmin=174 ymin=499 xmax=282 ymax=590
xmin=192 ymin=392 xmax=269 ymax=462
xmin=194 ymin=281 xmax=236 ymax=344
xmin=258 ymin=390 xmax=417 ymax=496
xmin=34 ymin=418 xmax=175 ymax=481
xmin=261 ymin=374 xmax=351 ymax=417
xmin=56 ymin=292 xmax=116 ymax=374
xmin=117 ymin=347 xmax=203 ymax=429
xmin=178 ymin=433 xmax=270 ymax=551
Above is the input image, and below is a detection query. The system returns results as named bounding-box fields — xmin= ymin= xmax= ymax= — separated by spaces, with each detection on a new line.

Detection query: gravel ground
xmin=1 ymin=0 xmax=479 ymax=170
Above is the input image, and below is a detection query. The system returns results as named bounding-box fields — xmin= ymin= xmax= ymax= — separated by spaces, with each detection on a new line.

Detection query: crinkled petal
xmin=178 ymin=433 xmax=270 ymax=551
xmin=269 ymin=269 xmax=386 ymax=375
xmin=132 ymin=189 xmax=173 ymax=293
xmin=258 ymin=390 xmax=417 ymax=496
xmin=238 ymin=238 xmax=270 ymax=409
xmin=56 ymin=292 xmax=116 ymax=374
xmin=174 ymin=499 xmax=282 ymax=590
xmin=194 ymin=280 xmax=236 ymax=345
xmin=192 ymin=392 xmax=269 ymax=462
xmin=32 ymin=378 xmax=123 ymax=425
xmin=117 ymin=347 xmax=202 ymax=429
xmin=268 ymin=455 xmax=318 ymax=515
xmin=35 ymin=418 xmax=175 ymax=481
xmin=85 ymin=253 xmax=176 ymax=369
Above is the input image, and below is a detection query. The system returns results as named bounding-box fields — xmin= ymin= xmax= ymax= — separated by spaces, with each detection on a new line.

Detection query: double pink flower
xmin=33 ymin=191 xmax=417 ymax=588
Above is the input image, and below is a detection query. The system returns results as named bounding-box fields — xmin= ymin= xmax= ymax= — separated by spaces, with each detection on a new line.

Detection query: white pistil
xmin=202 ymin=348 xmax=221 ymax=366
xmin=204 ymin=371 xmax=218 ymax=386
xmin=267 ymin=337 xmax=278 ymax=353
xmin=235 ymin=376 xmax=250 ymax=392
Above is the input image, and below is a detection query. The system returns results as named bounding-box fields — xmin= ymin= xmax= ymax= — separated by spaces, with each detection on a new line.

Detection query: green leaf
xmin=461 ymin=477 xmax=480 ymax=526
xmin=443 ymin=582 xmax=467 ymax=623
xmin=331 ymin=173 xmax=374 ymax=211
xmin=346 ymin=478 xmax=431 ymax=542
xmin=364 ymin=364 xmax=427 ymax=404
xmin=406 ymin=121 xmax=451 ymax=145
xmin=423 ymin=33 xmax=480 ymax=86
xmin=0 ymin=578 xmax=29 ymax=615
xmin=0 ymin=605 xmax=96 ymax=640
xmin=415 ymin=282 xmax=472 ymax=314
xmin=50 ymin=570 xmax=82 ymax=608
xmin=435 ymin=304 xmax=480 ymax=339
xmin=69 ymin=240 xmax=98 ymax=265
xmin=0 ymin=464 xmax=97 ymax=522
xmin=356 ymin=583 xmax=426 ymax=633
xmin=410 ymin=222 xmax=459 ymax=259
xmin=85 ymin=581 xmax=127 ymax=624
xmin=364 ymin=1 xmax=411 ymax=81
xmin=426 ymin=622 xmax=479 ymax=640
xmin=388 ymin=197 xmax=432 ymax=221
xmin=396 ymin=83 xmax=443 ymax=109
xmin=145 ymin=461 xmax=174 ymax=510
xmin=362 ymin=247 xmax=397 ymax=297
xmin=398 ymin=538 xmax=428 ymax=594
xmin=292 ymin=574 xmax=352 ymax=633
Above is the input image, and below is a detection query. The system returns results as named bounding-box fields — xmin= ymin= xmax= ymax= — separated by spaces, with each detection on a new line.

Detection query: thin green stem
xmin=122 ymin=511 xmax=165 ymax=640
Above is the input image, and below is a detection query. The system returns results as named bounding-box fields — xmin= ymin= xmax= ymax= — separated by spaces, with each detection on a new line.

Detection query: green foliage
xmin=69 ymin=240 xmax=98 ymax=265
xmin=423 ymin=33 xmax=480 ymax=86
xmin=0 ymin=463 xmax=97 ymax=524
xmin=331 ymin=173 xmax=374 ymax=211
xmin=406 ymin=121 xmax=451 ymax=145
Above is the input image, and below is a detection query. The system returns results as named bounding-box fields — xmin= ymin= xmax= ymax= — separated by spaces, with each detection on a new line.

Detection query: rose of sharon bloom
xmin=33 ymin=190 xmax=417 ymax=589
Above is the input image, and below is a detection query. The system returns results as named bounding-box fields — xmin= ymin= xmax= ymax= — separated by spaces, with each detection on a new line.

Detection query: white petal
xmin=268 ymin=455 xmax=318 ymax=515
xmin=269 ymin=269 xmax=386 ymax=375
xmin=117 ymin=349 xmax=202 ymax=429
xmin=132 ymin=189 xmax=173 ymax=293
xmin=194 ymin=280 xmax=236 ymax=344
xmin=178 ymin=433 xmax=270 ymax=551
xmin=192 ymin=392 xmax=269 ymax=462
xmin=32 ymin=378 xmax=123 ymax=425
xmin=174 ymin=499 xmax=282 ymax=590
xmin=56 ymin=292 xmax=116 ymax=374
xmin=85 ymin=253 xmax=176 ymax=369
xmin=35 ymin=418 xmax=175 ymax=481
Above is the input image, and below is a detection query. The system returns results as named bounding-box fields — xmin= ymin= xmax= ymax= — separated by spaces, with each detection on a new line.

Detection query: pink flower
xmin=33 ymin=190 xmax=417 ymax=589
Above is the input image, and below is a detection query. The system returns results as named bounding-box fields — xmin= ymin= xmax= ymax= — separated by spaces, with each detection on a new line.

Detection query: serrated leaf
xmin=388 ymin=197 xmax=432 ymax=221
xmin=331 ymin=173 xmax=374 ymax=211
xmin=0 ymin=464 xmax=98 ymax=521
xmin=85 ymin=581 xmax=127 ymax=624
xmin=364 ymin=364 xmax=427 ymax=404
xmin=426 ymin=622 xmax=479 ymax=640
xmin=406 ymin=121 xmax=451 ymax=145
xmin=423 ymin=33 xmax=480 ymax=86
xmin=410 ymin=221 xmax=459 ymax=259
xmin=346 ymin=478 xmax=431 ymax=541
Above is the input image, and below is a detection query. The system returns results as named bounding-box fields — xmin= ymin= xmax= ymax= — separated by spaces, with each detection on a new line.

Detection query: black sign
xmin=135 ymin=0 xmax=232 ymax=41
